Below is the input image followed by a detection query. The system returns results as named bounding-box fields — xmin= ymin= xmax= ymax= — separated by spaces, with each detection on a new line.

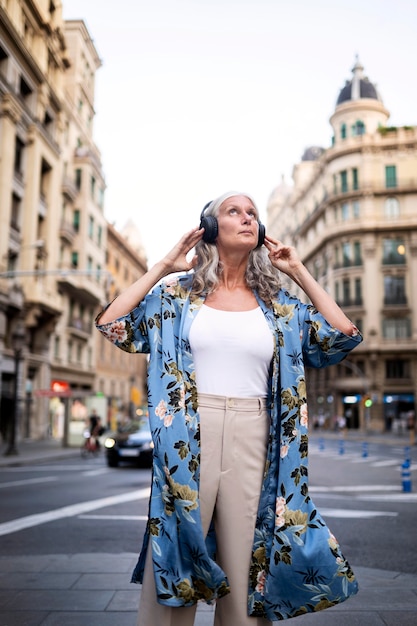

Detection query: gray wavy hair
xmin=191 ymin=191 xmax=281 ymax=306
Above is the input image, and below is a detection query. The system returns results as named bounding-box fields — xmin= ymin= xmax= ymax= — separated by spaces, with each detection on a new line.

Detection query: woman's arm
xmin=98 ymin=227 xmax=204 ymax=325
xmin=264 ymin=235 xmax=356 ymax=336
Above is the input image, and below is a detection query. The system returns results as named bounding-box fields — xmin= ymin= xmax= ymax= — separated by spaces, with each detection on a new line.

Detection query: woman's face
xmin=215 ymin=195 xmax=259 ymax=252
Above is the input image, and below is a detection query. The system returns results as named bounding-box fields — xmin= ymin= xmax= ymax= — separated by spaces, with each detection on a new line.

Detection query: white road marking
xmin=370 ymin=460 xmax=401 ymax=468
xmin=310 ymin=485 xmax=402 ymax=492
xmin=1 ymin=465 xmax=103 ymax=472
xmin=320 ymin=507 xmax=397 ymax=518
xmin=0 ymin=487 xmax=150 ymax=537
xmin=78 ymin=514 xmax=148 ymax=521
xmin=0 ymin=476 xmax=57 ymax=489
xmin=356 ymin=493 xmax=417 ymax=502
xmin=81 ymin=468 xmax=109 ymax=477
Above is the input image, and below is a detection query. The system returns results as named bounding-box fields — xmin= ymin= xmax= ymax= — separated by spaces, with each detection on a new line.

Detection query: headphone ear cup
xmin=257 ymin=223 xmax=266 ymax=248
xmin=200 ymin=215 xmax=218 ymax=243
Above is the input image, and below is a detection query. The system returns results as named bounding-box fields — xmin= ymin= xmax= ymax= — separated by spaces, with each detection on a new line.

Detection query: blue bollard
xmin=319 ymin=437 xmax=325 ymax=451
xmin=362 ymin=441 xmax=368 ymax=458
xmin=404 ymin=446 xmax=411 ymax=464
xmin=402 ymin=460 xmax=412 ymax=493
xmin=339 ymin=438 xmax=345 ymax=455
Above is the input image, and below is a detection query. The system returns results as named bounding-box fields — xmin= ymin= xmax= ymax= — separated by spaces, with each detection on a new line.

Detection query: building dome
xmin=336 ymin=57 xmax=382 ymax=105
xmin=301 ymin=146 xmax=325 ymax=161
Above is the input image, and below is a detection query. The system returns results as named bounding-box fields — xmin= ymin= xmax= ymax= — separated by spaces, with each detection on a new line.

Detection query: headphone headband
xmin=199 ymin=200 xmax=265 ymax=248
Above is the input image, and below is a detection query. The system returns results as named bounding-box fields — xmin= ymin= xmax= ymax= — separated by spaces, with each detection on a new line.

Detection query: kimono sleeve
xmin=95 ymin=301 xmax=150 ymax=354
xmin=298 ymin=302 xmax=362 ymax=368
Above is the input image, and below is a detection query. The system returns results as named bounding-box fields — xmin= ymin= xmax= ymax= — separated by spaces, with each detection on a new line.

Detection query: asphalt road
xmin=0 ymin=437 xmax=416 ymax=576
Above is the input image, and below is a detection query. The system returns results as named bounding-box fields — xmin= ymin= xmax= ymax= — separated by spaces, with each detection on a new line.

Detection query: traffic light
xmin=364 ymin=395 xmax=373 ymax=408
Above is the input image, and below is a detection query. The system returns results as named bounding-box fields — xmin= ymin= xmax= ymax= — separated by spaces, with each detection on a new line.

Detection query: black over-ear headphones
xmin=199 ymin=201 xmax=266 ymax=248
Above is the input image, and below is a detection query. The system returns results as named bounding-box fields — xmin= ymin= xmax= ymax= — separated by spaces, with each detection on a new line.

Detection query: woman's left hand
xmin=263 ymin=235 xmax=303 ymax=277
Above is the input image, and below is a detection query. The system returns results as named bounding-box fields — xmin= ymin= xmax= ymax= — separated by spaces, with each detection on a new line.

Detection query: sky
xmin=63 ymin=0 xmax=417 ymax=265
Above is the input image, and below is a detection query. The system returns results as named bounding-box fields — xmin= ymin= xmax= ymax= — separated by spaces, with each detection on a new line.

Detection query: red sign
xmin=51 ymin=380 xmax=70 ymax=393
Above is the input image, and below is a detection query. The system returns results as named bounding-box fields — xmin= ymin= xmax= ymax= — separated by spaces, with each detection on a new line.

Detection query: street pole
xmin=4 ymin=349 xmax=22 ymax=456
xmin=4 ymin=321 xmax=26 ymax=456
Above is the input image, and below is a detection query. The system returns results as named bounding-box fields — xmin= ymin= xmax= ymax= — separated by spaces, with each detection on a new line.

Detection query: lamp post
xmin=4 ymin=321 xmax=26 ymax=456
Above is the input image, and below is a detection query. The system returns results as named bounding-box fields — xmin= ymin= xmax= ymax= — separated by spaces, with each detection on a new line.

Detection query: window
xmin=353 ymin=241 xmax=362 ymax=265
xmin=19 ymin=75 xmax=32 ymax=100
xmin=384 ymin=275 xmax=406 ymax=305
xmin=340 ymin=170 xmax=348 ymax=193
xmin=87 ymin=256 xmax=93 ymax=272
xmin=14 ymin=137 xmax=25 ymax=174
xmin=88 ymin=216 xmax=94 ymax=238
xmin=10 ymin=193 xmax=21 ymax=230
xmin=341 ymin=123 xmax=347 ymax=139
xmin=0 ymin=45 xmax=8 ymax=77
xmin=75 ymin=168 xmax=82 ymax=190
xmin=354 ymin=278 xmax=362 ymax=305
xmin=382 ymin=318 xmax=411 ymax=339
xmin=54 ymin=336 xmax=60 ymax=360
xmin=97 ymin=225 xmax=102 ymax=247
xmin=334 ymin=245 xmax=340 ymax=267
xmin=71 ymin=251 xmax=78 ymax=268
xmin=352 ymin=120 xmax=365 ymax=136
xmin=342 ymin=242 xmax=351 ymax=266
xmin=352 ymin=168 xmax=359 ymax=190
xmin=352 ymin=201 xmax=360 ymax=218
xmin=73 ymin=209 xmax=80 ymax=232
xmin=385 ymin=360 xmax=410 ymax=379
xmin=382 ymin=239 xmax=406 ymax=265
xmin=90 ymin=176 xmax=96 ymax=199
xmin=385 ymin=165 xmax=397 ymax=188
xmin=342 ymin=278 xmax=350 ymax=305
xmin=384 ymin=197 xmax=400 ymax=218
xmin=341 ymin=203 xmax=349 ymax=220
xmin=7 ymin=251 xmax=18 ymax=273
xmin=98 ymin=187 xmax=105 ymax=209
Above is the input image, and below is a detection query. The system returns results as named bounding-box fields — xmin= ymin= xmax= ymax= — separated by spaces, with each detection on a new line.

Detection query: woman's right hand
xmin=97 ymin=227 xmax=204 ymax=325
xmin=160 ymin=227 xmax=204 ymax=274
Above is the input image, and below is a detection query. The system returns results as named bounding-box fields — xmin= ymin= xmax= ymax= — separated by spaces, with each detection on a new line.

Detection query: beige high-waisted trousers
xmin=137 ymin=393 xmax=272 ymax=626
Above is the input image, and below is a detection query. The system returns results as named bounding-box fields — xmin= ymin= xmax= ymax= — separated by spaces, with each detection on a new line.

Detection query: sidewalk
xmin=0 ymin=554 xmax=416 ymax=625
xmin=1 ymin=435 xmax=417 ymax=624
xmin=0 ymin=438 xmax=87 ymax=468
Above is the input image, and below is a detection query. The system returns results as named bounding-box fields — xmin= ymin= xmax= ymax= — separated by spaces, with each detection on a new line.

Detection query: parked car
xmin=104 ymin=419 xmax=154 ymax=468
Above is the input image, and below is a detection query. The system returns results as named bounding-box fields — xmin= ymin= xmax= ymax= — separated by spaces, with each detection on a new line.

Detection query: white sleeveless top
xmin=189 ymin=305 xmax=274 ymax=397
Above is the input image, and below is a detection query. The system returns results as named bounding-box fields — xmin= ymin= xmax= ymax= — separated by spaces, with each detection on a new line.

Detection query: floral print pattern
xmin=95 ymin=274 xmax=362 ymax=620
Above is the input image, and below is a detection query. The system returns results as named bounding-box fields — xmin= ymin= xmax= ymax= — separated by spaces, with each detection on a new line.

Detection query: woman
xmin=96 ymin=191 xmax=362 ymax=624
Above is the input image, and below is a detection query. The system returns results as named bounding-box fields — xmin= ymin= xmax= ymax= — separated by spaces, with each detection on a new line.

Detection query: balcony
xmin=62 ymin=176 xmax=79 ymax=202
xmin=68 ymin=317 xmax=92 ymax=339
xmin=59 ymin=220 xmax=76 ymax=245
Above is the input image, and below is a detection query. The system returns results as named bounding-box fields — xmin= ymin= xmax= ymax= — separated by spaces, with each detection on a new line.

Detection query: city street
xmin=0 ymin=434 xmax=416 ymax=624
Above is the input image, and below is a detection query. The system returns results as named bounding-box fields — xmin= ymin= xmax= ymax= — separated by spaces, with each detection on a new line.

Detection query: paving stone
xmin=0 ymin=572 xmax=80 ymax=590
xmin=0 ymin=611 xmax=48 ymax=626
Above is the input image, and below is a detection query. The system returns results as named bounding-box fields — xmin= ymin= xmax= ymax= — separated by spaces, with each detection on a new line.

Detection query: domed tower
xmin=330 ymin=56 xmax=390 ymax=144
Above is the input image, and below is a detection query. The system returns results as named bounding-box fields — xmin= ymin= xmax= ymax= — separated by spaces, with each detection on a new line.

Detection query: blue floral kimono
xmin=96 ymin=274 xmax=363 ymax=620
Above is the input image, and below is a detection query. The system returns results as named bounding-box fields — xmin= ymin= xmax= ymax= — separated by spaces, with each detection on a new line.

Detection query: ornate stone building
xmin=267 ymin=58 xmax=417 ymax=432
xmin=0 ymin=2 xmax=148 ymax=449
xmin=96 ymin=221 xmax=148 ymax=431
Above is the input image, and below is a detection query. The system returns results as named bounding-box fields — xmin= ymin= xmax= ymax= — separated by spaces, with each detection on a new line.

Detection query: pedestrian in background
xmin=96 ymin=191 xmax=362 ymax=625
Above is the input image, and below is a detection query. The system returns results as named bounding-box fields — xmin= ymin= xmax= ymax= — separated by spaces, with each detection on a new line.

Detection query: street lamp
xmin=4 ymin=320 xmax=26 ymax=456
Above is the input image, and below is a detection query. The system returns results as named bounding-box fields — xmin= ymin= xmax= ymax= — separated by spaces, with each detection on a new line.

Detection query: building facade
xmin=96 ymin=221 xmax=148 ymax=432
xmin=267 ymin=59 xmax=417 ymax=433
xmin=0 ymin=2 xmax=148 ymax=449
